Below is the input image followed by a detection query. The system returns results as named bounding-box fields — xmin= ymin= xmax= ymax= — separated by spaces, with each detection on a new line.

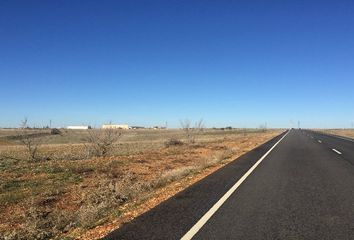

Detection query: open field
xmin=319 ymin=129 xmax=354 ymax=139
xmin=0 ymin=128 xmax=282 ymax=239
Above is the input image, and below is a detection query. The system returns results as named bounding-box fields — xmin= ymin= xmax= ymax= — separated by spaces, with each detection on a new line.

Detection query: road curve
xmin=104 ymin=129 xmax=354 ymax=240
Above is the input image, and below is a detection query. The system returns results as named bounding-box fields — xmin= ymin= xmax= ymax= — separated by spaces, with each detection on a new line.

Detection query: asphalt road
xmin=105 ymin=129 xmax=354 ymax=240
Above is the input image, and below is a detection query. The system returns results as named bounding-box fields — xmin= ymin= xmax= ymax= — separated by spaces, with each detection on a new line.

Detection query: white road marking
xmin=332 ymin=149 xmax=342 ymax=155
xmin=180 ymin=130 xmax=290 ymax=240
xmin=318 ymin=140 xmax=322 ymax=143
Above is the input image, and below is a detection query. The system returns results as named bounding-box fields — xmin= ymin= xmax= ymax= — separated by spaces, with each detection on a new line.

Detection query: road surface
xmin=105 ymin=129 xmax=354 ymax=240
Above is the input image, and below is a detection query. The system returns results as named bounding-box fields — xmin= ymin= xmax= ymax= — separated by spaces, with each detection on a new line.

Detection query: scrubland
xmin=0 ymin=128 xmax=282 ymax=239
xmin=320 ymin=129 xmax=354 ymax=139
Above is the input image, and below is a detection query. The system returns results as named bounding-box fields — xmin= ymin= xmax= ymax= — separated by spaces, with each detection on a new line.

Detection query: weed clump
xmin=3 ymin=201 xmax=75 ymax=240
xmin=78 ymin=174 xmax=151 ymax=228
xmin=164 ymin=138 xmax=184 ymax=147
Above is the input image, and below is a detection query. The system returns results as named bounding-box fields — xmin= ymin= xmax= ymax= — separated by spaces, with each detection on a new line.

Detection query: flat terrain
xmin=106 ymin=129 xmax=354 ymax=240
xmin=319 ymin=129 xmax=354 ymax=140
xmin=0 ymin=128 xmax=280 ymax=239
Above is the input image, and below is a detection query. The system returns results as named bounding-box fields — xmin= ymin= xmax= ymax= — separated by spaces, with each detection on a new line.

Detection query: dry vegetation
xmin=319 ymin=129 xmax=354 ymax=139
xmin=0 ymin=127 xmax=282 ymax=240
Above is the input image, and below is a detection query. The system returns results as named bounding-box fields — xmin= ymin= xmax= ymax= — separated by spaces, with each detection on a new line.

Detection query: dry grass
xmin=0 ymin=128 xmax=282 ymax=239
xmin=319 ymin=129 xmax=354 ymax=139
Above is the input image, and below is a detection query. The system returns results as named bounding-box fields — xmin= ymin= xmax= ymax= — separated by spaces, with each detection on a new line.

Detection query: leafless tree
xmin=18 ymin=118 xmax=42 ymax=161
xmin=180 ymin=119 xmax=204 ymax=144
xmin=85 ymin=127 xmax=122 ymax=157
xmin=259 ymin=123 xmax=267 ymax=132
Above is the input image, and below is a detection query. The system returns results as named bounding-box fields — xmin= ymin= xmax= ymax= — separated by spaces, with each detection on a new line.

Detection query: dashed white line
xmin=332 ymin=149 xmax=342 ymax=155
xmin=318 ymin=140 xmax=322 ymax=143
xmin=180 ymin=130 xmax=290 ymax=240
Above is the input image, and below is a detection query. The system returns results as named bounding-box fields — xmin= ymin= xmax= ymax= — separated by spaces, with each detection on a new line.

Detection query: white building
xmin=102 ymin=124 xmax=129 ymax=130
xmin=67 ymin=125 xmax=91 ymax=130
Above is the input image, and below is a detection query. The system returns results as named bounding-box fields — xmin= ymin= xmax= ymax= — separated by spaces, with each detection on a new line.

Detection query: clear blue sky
xmin=1 ymin=0 xmax=354 ymax=128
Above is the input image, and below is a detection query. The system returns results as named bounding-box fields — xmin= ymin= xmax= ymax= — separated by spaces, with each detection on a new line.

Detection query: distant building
xmin=131 ymin=126 xmax=145 ymax=129
xmin=102 ymin=124 xmax=129 ymax=130
xmin=151 ymin=126 xmax=166 ymax=130
xmin=67 ymin=125 xmax=91 ymax=130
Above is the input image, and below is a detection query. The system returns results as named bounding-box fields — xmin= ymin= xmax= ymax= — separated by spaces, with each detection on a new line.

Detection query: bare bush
xmin=77 ymin=203 xmax=104 ymax=229
xmin=259 ymin=123 xmax=267 ymax=132
xmin=78 ymin=173 xmax=150 ymax=228
xmin=50 ymin=128 xmax=61 ymax=135
xmin=21 ymin=204 xmax=54 ymax=239
xmin=85 ymin=128 xmax=122 ymax=157
xmin=16 ymin=118 xmax=44 ymax=162
xmin=180 ymin=119 xmax=204 ymax=144
xmin=164 ymin=138 xmax=184 ymax=147
xmin=3 ymin=199 xmax=76 ymax=240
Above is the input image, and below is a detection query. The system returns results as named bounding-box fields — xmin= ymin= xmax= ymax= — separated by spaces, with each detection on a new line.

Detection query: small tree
xmin=259 ymin=123 xmax=267 ymax=132
xmin=85 ymin=127 xmax=121 ymax=157
xmin=18 ymin=118 xmax=42 ymax=161
xmin=180 ymin=119 xmax=204 ymax=144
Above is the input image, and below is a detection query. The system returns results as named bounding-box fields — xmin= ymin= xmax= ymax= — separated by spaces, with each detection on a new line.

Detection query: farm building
xmin=102 ymin=124 xmax=129 ymax=129
xmin=67 ymin=125 xmax=91 ymax=130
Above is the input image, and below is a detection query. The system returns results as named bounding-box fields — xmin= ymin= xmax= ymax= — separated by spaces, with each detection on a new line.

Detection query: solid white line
xmin=180 ymin=130 xmax=290 ymax=240
xmin=332 ymin=149 xmax=342 ymax=155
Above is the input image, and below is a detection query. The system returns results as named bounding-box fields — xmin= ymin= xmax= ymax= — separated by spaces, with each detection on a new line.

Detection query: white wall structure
xmin=67 ymin=126 xmax=91 ymax=130
xmin=102 ymin=124 xmax=129 ymax=129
